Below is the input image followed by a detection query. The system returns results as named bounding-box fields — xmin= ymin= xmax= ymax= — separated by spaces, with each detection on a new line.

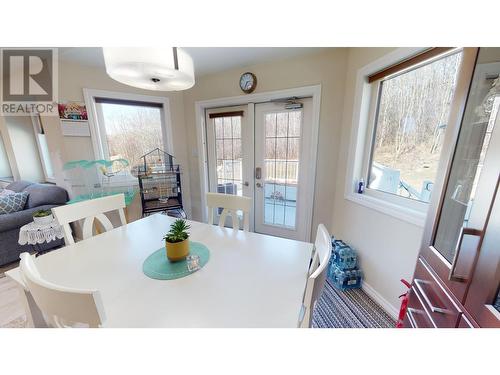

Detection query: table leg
xmin=32 ymin=243 xmax=41 ymax=257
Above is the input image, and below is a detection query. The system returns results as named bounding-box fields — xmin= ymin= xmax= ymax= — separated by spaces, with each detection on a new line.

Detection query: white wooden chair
xmin=52 ymin=194 xmax=127 ymax=245
xmin=206 ymin=192 xmax=252 ymax=231
xmin=19 ymin=252 xmax=106 ymax=328
xmin=299 ymin=224 xmax=332 ymax=328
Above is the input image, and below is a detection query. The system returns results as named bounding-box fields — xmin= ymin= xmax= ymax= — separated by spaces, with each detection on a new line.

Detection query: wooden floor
xmin=0 ymin=260 xmax=20 ymax=275
xmin=0 ymin=271 xmax=27 ymax=328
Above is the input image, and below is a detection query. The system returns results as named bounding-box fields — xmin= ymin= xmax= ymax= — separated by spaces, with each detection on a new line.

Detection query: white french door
xmin=205 ymin=106 xmax=254 ymax=228
xmin=205 ymin=98 xmax=314 ymax=241
xmin=254 ymin=99 xmax=313 ymax=241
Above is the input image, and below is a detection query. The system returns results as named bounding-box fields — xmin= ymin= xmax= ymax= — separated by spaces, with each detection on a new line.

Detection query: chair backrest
xmin=206 ymin=192 xmax=252 ymax=231
xmin=299 ymin=224 xmax=332 ymax=328
xmin=52 ymin=194 xmax=126 ymax=245
xmin=19 ymin=252 xmax=106 ymax=328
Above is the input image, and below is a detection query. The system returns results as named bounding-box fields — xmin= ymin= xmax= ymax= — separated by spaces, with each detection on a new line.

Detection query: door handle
xmin=256 ymin=182 xmax=262 ymax=188
xmin=414 ymin=279 xmax=448 ymax=314
xmin=406 ymin=308 xmax=418 ymax=328
xmin=243 ymin=181 xmax=249 ymax=186
xmin=448 ymin=227 xmax=483 ymax=282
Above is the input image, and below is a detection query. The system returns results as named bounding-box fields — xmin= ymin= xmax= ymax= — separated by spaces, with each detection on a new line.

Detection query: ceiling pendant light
xmin=102 ymin=47 xmax=195 ymax=91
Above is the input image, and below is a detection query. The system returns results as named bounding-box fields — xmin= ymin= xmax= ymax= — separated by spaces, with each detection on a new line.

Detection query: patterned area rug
xmin=313 ymin=280 xmax=395 ymax=328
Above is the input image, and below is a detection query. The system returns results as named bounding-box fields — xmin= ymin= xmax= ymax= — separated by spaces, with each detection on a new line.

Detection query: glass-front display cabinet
xmin=411 ymin=47 xmax=500 ymax=328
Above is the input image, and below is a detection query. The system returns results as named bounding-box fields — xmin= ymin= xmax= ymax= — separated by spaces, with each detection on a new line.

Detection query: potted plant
xmin=163 ymin=219 xmax=191 ymax=262
xmin=32 ymin=209 xmax=54 ymax=225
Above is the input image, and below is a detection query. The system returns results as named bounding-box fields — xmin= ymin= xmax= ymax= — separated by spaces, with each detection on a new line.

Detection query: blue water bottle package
xmin=328 ymin=236 xmax=363 ymax=290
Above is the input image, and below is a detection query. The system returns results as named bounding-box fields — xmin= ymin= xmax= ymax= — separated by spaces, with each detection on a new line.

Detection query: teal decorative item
xmin=63 ymin=159 xmax=129 ymax=170
xmin=63 ymin=158 xmax=135 ymax=204
xmin=67 ymin=190 xmax=137 ymax=206
xmin=142 ymin=241 xmax=210 ymax=280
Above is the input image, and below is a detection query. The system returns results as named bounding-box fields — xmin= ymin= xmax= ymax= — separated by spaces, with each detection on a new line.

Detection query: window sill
xmin=0 ymin=177 xmax=14 ymax=183
xmin=345 ymin=192 xmax=427 ymax=227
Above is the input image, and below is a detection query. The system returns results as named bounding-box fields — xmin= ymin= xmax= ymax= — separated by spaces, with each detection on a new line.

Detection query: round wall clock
xmin=239 ymin=72 xmax=257 ymax=94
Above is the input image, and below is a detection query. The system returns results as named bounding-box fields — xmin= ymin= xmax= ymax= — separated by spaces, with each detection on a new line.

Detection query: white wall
xmin=332 ymin=48 xmax=423 ymax=313
xmin=183 ymin=48 xmax=349 ymax=235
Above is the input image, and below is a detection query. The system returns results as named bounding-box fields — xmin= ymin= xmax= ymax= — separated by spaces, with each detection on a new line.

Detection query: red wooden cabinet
xmin=404 ymin=286 xmax=436 ymax=328
xmin=406 ymin=47 xmax=500 ymax=328
xmin=457 ymin=313 xmax=479 ymax=328
xmin=413 ymin=258 xmax=462 ymax=327
xmin=463 ymin=181 xmax=500 ymax=327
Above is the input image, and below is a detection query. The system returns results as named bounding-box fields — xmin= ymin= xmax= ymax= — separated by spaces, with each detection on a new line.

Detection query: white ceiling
xmin=58 ymin=47 xmax=328 ymax=77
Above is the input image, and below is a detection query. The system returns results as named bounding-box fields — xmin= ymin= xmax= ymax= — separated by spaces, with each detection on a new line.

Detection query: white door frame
xmin=195 ymin=84 xmax=321 ymax=241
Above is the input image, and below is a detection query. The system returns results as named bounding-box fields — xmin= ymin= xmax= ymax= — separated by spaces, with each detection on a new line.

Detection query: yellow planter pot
xmin=165 ymin=239 xmax=190 ymax=262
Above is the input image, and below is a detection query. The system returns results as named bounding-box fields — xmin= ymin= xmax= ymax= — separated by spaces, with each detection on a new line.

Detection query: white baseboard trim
xmin=362 ymin=281 xmax=399 ymax=320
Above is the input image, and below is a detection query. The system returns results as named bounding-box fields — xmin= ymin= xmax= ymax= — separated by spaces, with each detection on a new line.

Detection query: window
xmin=85 ymin=90 xmax=173 ymax=187
xmin=0 ymin=133 xmax=13 ymax=180
xmin=211 ymin=112 xmax=243 ymax=196
xmin=366 ymin=49 xmax=462 ymax=203
xmin=95 ymin=98 xmax=164 ymax=168
xmin=1 ymin=115 xmax=51 ymax=183
xmin=4 ymin=116 xmax=45 ymax=183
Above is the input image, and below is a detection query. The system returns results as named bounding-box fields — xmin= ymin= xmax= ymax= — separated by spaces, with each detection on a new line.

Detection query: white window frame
xmin=0 ymin=133 xmax=14 ymax=182
xmin=0 ymin=115 xmax=19 ymax=182
xmin=344 ymin=47 xmax=448 ymax=227
xmin=31 ymin=115 xmax=56 ymax=183
xmin=83 ymin=88 xmax=174 ymax=186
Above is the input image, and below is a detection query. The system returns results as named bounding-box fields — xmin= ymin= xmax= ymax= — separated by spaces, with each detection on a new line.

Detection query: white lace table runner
xmin=18 ymin=220 xmax=64 ymax=245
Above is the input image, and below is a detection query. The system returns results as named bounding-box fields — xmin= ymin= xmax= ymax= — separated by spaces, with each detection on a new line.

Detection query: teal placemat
xmin=142 ymin=241 xmax=210 ymax=280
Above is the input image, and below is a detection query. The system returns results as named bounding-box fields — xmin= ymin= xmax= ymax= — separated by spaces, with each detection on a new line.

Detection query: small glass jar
xmin=186 ymin=254 xmax=200 ymax=272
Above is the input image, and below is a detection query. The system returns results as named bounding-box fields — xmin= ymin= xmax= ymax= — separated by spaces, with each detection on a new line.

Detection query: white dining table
xmin=7 ymin=214 xmax=313 ymax=328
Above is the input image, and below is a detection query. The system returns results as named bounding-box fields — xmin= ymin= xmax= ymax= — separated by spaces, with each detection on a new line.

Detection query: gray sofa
xmin=0 ymin=180 xmax=68 ymax=266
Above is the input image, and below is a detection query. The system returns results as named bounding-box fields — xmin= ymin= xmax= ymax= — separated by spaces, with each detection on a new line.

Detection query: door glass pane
xmin=368 ymin=51 xmax=462 ymax=202
xmin=214 ymin=115 xmax=243 ymax=196
xmin=263 ymin=111 xmax=301 ymax=229
xmin=434 ymin=48 xmax=500 ymax=262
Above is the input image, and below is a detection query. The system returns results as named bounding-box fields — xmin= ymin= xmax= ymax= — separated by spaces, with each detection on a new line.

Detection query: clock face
xmin=239 ymin=72 xmax=256 ymax=93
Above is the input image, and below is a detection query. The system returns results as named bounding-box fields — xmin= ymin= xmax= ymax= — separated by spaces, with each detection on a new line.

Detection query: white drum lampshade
xmin=102 ymin=47 xmax=195 ymax=91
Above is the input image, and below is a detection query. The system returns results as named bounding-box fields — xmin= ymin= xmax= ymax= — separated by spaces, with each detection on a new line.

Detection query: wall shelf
xmin=60 ymin=119 xmax=90 ymax=137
